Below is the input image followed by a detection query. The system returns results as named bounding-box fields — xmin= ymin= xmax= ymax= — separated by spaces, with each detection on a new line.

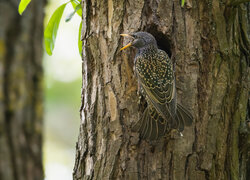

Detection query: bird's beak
xmin=120 ymin=43 xmax=132 ymax=51
xmin=120 ymin=34 xmax=133 ymax=38
xmin=120 ymin=34 xmax=133 ymax=51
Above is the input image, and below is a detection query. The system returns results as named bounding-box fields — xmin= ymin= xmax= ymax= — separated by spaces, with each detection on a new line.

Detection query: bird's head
xmin=120 ymin=32 xmax=157 ymax=51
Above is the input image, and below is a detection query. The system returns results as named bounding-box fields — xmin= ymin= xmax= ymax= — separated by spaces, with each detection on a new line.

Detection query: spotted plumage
xmin=120 ymin=32 xmax=193 ymax=140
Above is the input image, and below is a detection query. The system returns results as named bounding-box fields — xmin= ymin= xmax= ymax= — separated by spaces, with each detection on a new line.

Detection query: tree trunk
xmin=0 ymin=0 xmax=45 ymax=180
xmin=73 ymin=0 xmax=249 ymax=179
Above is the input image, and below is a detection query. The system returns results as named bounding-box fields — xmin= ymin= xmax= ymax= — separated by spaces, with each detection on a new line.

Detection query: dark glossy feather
xmin=132 ymin=46 xmax=193 ymax=140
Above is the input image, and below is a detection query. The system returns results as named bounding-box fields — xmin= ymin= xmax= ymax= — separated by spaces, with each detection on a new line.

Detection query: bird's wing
xmin=138 ymin=78 xmax=175 ymax=121
xmin=132 ymin=105 xmax=169 ymax=140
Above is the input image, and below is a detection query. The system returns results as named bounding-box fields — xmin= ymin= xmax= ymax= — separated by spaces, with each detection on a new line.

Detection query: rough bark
xmin=0 ymin=0 xmax=45 ymax=180
xmin=74 ymin=0 xmax=249 ymax=179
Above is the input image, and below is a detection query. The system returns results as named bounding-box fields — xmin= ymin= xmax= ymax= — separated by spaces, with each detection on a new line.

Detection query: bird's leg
xmin=137 ymin=82 xmax=140 ymax=95
xmin=137 ymin=82 xmax=142 ymax=104
xmin=138 ymin=95 xmax=142 ymax=105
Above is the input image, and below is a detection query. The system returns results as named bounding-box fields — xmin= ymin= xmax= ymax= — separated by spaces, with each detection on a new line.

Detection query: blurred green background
xmin=43 ymin=0 xmax=81 ymax=179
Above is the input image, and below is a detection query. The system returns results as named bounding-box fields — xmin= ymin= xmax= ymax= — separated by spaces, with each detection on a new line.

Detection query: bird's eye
xmin=132 ymin=35 xmax=137 ymax=39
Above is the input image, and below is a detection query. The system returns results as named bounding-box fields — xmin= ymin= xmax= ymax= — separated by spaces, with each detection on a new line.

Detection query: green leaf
xmin=44 ymin=3 xmax=67 ymax=55
xmin=181 ymin=0 xmax=185 ymax=7
xmin=78 ymin=22 xmax=82 ymax=57
xmin=65 ymin=4 xmax=81 ymax=22
xmin=71 ymin=1 xmax=82 ymax=17
xmin=18 ymin=0 xmax=31 ymax=15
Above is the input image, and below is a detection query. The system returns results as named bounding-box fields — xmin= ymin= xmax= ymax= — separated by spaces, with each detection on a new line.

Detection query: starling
xmin=120 ymin=32 xmax=193 ymax=140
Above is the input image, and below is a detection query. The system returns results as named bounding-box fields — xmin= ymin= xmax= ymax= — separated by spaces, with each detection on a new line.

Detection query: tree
xmin=0 ymin=1 xmax=45 ymax=179
xmin=73 ymin=0 xmax=249 ymax=179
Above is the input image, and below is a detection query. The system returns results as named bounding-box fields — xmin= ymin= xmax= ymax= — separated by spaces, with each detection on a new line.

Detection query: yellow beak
xmin=120 ymin=43 xmax=132 ymax=51
xmin=120 ymin=34 xmax=133 ymax=38
xmin=120 ymin=34 xmax=133 ymax=51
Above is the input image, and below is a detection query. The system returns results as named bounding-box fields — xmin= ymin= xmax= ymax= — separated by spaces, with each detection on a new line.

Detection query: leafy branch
xmin=18 ymin=0 xmax=82 ymax=56
xmin=18 ymin=0 xmax=31 ymax=15
xmin=181 ymin=0 xmax=185 ymax=7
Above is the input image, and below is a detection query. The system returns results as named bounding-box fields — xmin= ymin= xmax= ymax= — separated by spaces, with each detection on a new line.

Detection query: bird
xmin=120 ymin=32 xmax=193 ymax=140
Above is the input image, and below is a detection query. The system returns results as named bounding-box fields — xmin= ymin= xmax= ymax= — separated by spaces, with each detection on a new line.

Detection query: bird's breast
xmin=135 ymin=52 xmax=173 ymax=89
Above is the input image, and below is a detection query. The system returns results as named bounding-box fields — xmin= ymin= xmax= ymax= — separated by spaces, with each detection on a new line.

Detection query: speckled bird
xmin=120 ymin=32 xmax=193 ymax=140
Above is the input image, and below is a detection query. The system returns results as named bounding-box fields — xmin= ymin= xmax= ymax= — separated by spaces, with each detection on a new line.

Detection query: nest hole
xmin=146 ymin=26 xmax=172 ymax=58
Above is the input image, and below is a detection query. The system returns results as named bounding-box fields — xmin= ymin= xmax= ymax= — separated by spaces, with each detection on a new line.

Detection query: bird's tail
xmin=132 ymin=106 xmax=168 ymax=140
xmin=174 ymin=103 xmax=193 ymax=132
xmin=132 ymin=104 xmax=193 ymax=140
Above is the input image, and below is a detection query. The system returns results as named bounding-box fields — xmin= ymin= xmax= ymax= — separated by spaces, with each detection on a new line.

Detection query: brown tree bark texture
xmin=74 ymin=0 xmax=249 ymax=180
xmin=0 ymin=0 xmax=45 ymax=180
